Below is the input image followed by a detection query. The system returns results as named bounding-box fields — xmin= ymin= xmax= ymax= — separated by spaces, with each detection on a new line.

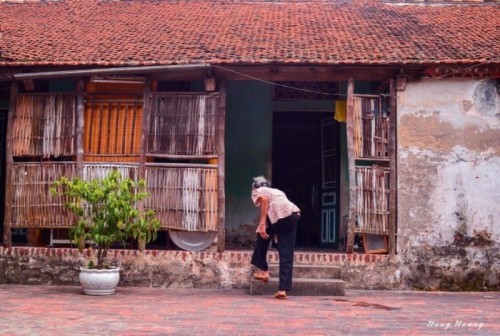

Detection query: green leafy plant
xmin=51 ymin=170 xmax=160 ymax=269
xmin=129 ymin=210 xmax=160 ymax=250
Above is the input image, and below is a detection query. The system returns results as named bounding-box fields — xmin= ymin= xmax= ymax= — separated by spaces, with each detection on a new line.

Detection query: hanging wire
xmin=211 ymin=65 xmax=347 ymax=97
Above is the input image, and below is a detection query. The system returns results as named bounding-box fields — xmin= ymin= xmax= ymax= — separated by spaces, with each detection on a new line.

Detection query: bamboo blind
xmin=9 ymin=89 xmax=220 ymax=233
xmin=148 ymin=93 xmax=218 ymax=156
xmin=82 ymin=163 xmax=138 ymax=182
xmin=353 ymin=96 xmax=389 ymax=159
xmin=145 ymin=165 xmax=218 ymax=231
xmin=10 ymin=162 xmax=77 ymax=228
xmin=13 ymin=94 xmax=76 ymax=157
xmin=355 ymin=166 xmax=390 ymax=235
xmin=83 ymin=95 xmax=143 ymax=162
xmin=9 ymin=162 xmax=217 ymax=231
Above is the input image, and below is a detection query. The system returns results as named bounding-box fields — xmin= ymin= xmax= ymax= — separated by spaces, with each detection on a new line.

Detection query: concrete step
xmin=250 ymin=277 xmax=346 ymax=296
xmin=266 ymin=264 xmax=342 ymax=279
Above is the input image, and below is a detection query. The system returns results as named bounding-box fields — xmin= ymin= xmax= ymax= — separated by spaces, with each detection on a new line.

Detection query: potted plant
xmin=51 ymin=170 xmax=160 ymax=295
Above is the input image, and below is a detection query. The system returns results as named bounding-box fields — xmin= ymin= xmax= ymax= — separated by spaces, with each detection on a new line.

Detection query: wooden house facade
xmin=1 ymin=64 xmax=403 ymax=254
xmin=2 ymin=69 xmax=226 ymax=251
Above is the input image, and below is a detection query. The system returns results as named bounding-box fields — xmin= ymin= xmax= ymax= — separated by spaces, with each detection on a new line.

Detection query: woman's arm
xmin=256 ymin=195 xmax=270 ymax=239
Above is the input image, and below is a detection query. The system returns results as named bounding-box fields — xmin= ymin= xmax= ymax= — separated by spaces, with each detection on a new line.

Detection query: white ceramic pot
xmin=79 ymin=267 xmax=120 ymax=296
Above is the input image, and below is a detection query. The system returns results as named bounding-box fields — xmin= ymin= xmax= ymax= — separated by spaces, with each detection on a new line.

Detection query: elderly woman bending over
xmin=250 ymin=176 xmax=300 ymax=300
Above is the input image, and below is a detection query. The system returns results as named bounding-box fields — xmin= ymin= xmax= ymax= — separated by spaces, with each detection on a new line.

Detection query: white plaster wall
xmin=398 ymin=78 xmax=499 ymax=246
xmin=396 ymin=78 xmax=499 ymax=290
xmin=398 ymin=79 xmax=498 ymax=130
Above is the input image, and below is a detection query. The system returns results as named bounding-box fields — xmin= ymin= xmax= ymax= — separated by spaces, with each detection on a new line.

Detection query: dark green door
xmin=320 ymin=118 xmax=340 ymax=248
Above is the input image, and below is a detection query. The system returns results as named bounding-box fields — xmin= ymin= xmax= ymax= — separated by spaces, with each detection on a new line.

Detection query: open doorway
xmin=272 ymin=111 xmax=340 ymax=249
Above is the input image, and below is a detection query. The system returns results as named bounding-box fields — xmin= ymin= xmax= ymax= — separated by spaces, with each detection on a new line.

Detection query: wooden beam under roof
xmin=423 ymin=63 xmax=500 ymax=79
xmin=209 ymin=65 xmax=420 ymax=82
xmin=2 ymin=64 xmax=423 ymax=83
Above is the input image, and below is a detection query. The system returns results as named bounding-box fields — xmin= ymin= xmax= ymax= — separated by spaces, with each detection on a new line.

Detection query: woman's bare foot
xmin=253 ymin=270 xmax=270 ymax=282
xmin=274 ymin=290 xmax=286 ymax=300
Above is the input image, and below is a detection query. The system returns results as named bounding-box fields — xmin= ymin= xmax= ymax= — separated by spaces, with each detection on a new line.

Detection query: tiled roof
xmin=0 ymin=0 xmax=498 ymax=67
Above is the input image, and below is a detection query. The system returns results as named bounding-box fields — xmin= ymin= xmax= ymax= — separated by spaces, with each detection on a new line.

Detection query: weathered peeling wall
xmin=0 ymin=247 xmax=401 ymax=290
xmin=397 ymin=78 xmax=499 ymax=290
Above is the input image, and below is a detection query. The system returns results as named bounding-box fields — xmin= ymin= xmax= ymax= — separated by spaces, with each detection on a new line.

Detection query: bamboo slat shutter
xmin=145 ymin=93 xmax=219 ymax=232
xmin=13 ymin=94 xmax=76 ymax=158
xmin=147 ymin=94 xmax=217 ymax=156
xmin=11 ymin=162 xmax=77 ymax=228
xmin=10 ymin=94 xmax=77 ymax=228
xmin=83 ymin=94 xmax=143 ymax=162
xmin=355 ymin=165 xmax=390 ymax=234
xmin=352 ymin=95 xmax=391 ymax=237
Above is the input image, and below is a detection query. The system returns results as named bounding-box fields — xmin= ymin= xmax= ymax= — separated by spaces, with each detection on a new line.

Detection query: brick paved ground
xmin=0 ymin=285 xmax=497 ymax=336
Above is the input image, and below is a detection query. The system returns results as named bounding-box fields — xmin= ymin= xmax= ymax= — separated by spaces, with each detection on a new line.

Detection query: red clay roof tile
xmin=0 ymin=0 xmax=498 ymax=66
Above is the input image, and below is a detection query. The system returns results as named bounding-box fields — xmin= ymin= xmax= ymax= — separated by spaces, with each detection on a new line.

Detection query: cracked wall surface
xmin=397 ymin=78 xmax=499 ymax=290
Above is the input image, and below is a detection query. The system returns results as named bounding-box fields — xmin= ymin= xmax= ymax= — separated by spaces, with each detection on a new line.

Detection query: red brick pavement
xmin=0 ymin=285 xmax=497 ymax=335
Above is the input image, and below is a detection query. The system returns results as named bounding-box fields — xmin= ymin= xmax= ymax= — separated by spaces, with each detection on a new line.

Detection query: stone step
xmin=250 ymin=277 xmax=346 ymax=296
xmin=265 ymin=264 xmax=342 ymax=279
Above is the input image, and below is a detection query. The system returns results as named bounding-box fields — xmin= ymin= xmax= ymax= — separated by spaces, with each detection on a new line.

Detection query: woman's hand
xmin=257 ymin=222 xmax=269 ymax=239
xmin=255 ymin=195 xmax=270 ymax=239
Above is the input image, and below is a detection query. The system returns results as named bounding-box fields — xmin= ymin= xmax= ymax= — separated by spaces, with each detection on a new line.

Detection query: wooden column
xmin=138 ymin=77 xmax=152 ymax=183
xmin=216 ymin=78 xmax=227 ymax=252
xmin=388 ymin=79 xmax=397 ymax=255
xmin=345 ymin=78 xmax=356 ymax=254
xmin=137 ymin=78 xmax=152 ymax=222
xmin=75 ymin=79 xmax=85 ymax=177
xmin=3 ymin=81 xmax=19 ymax=248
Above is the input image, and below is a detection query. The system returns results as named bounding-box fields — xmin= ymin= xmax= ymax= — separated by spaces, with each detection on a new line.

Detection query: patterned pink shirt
xmin=251 ymin=187 xmax=300 ymax=224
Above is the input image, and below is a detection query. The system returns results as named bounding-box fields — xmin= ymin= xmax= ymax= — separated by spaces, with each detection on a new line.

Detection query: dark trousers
xmin=250 ymin=213 xmax=298 ymax=291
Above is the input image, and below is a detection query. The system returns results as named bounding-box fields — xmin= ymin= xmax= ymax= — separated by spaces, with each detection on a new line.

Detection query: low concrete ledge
xmin=0 ymin=247 xmax=400 ymax=290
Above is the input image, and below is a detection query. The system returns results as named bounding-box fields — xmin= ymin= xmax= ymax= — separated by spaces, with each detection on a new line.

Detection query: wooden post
xmin=138 ymin=77 xmax=152 ymax=183
xmin=3 ymin=81 xmax=18 ymax=248
xmin=137 ymin=78 xmax=152 ymax=224
xmin=216 ymin=78 xmax=227 ymax=252
xmin=345 ymin=78 xmax=356 ymax=254
xmin=76 ymin=78 xmax=85 ymax=177
xmin=388 ymin=79 xmax=397 ymax=255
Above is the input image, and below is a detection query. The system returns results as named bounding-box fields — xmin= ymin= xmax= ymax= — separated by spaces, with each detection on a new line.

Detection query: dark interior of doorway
xmin=272 ymin=111 xmax=336 ymax=249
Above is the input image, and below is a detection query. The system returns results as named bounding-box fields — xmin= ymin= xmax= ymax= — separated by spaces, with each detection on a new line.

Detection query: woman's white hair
xmin=252 ymin=176 xmax=271 ymax=189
